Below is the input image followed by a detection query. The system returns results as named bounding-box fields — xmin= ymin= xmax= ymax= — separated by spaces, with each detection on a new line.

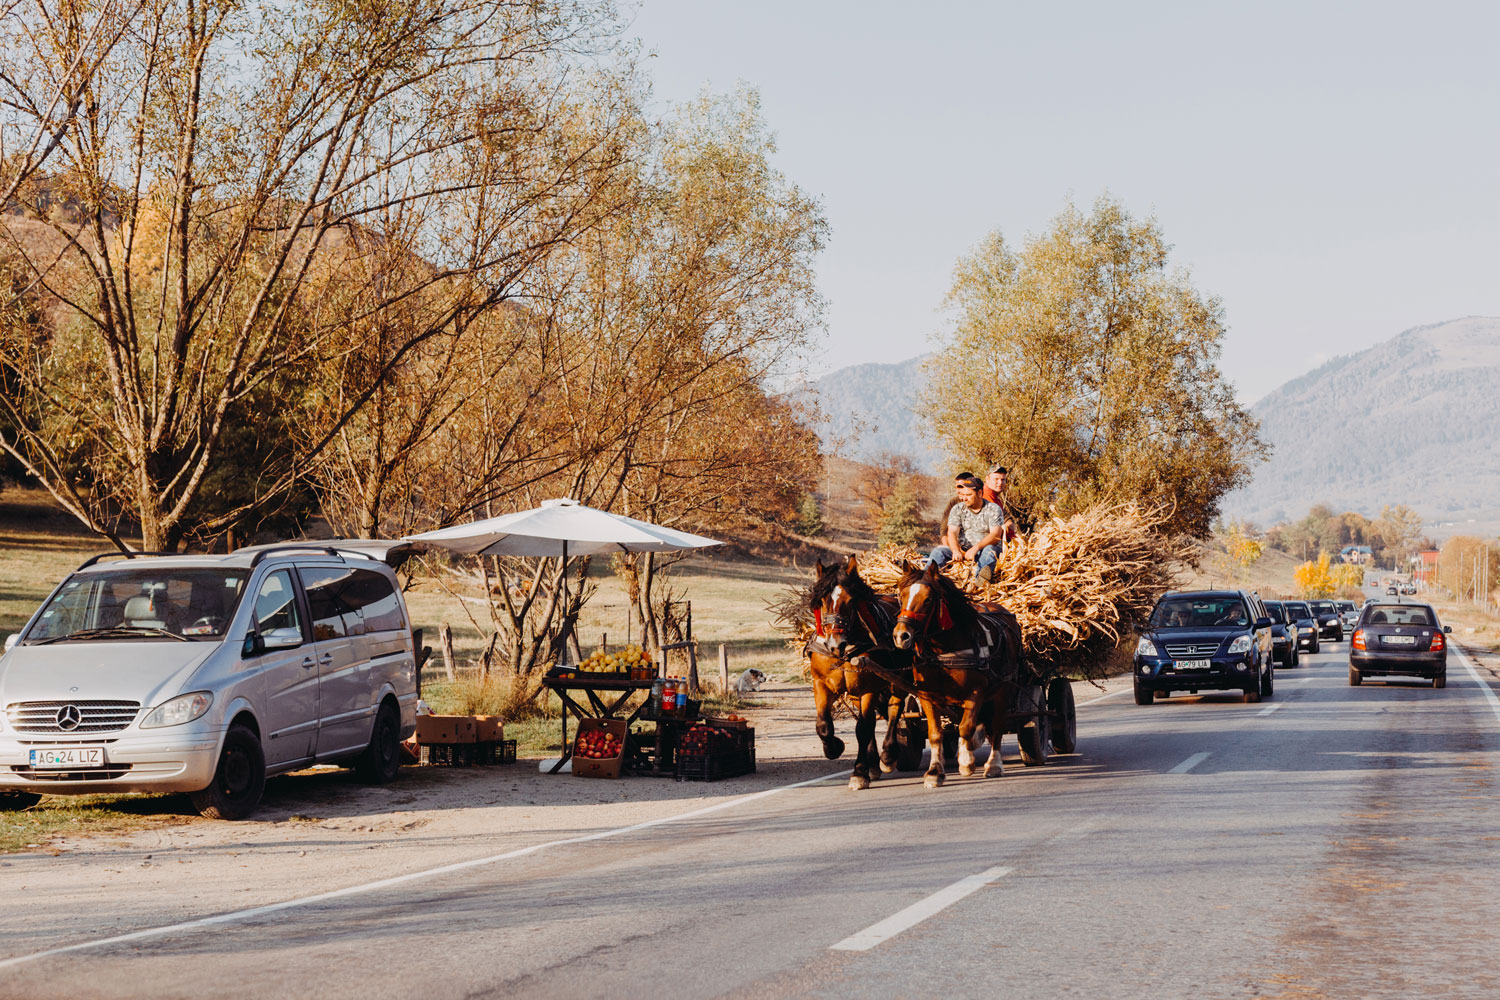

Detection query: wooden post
xmin=685 ymin=641 xmax=699 ymax=698
xmin=601 ymin=632 xmax=608 ymax=654
xmin=440 ymin=623 xmax=456 ymax=682
xmin=718 ymin=643 xmax=729 ymax=696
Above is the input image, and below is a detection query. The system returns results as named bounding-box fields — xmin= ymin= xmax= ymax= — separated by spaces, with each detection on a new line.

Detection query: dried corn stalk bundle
xmin=777 ymin=503 xmax=1191 ymax=681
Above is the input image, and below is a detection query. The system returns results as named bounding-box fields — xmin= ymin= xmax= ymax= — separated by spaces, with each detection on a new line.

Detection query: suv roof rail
xmin=249 ymin=545 xmax=356 ymax=568
xmin=77 ymin=551 xmax=181 ymax=570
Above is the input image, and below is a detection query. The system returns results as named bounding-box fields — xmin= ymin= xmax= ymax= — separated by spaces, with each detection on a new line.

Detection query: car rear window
xmin=1263 ymin=603 xmax=1287 ymax=624
xmin=1150 ymin=596 xmax=1249 ymax=628
xmin=1286 ymin=603 xmax=1311 ymax=619
xmin=1363 ymin=605 xmax=1434 ymax=626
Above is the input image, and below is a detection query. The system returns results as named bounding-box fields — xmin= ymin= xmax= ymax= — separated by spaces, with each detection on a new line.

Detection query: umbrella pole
xmin=560 ymin=540 xmax=570 ymax=664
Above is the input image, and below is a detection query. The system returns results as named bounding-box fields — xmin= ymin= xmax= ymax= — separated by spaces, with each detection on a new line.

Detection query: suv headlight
xmin=141 ymin=692 xmax=213 ymax=729
xmin=1135 ymin=637 xmax=1160 ymax=657
xmin=1227 ymin=635 xmax=1253 ymax=655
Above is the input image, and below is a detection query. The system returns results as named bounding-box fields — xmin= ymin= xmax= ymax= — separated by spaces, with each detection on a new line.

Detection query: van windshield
xmin=25 ymin=568 xmax=249 ymax=643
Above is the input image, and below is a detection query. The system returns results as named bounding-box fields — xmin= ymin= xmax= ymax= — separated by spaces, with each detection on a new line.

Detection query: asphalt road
xmin=5 ymin=638 xmax=1500 ymax=999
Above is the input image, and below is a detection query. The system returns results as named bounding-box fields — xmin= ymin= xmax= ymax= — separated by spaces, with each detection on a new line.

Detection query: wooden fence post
xmin=719 ymin=643 xmax=729 ymax=695
xmin=440 ymin=622 xmax=456 ymax=682
xmin=685 ymin=642 xmax=699 ymax=698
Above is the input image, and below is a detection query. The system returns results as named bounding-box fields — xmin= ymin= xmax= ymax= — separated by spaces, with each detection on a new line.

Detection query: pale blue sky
xmin=627 ymin=0 xmax=1500 ymax=403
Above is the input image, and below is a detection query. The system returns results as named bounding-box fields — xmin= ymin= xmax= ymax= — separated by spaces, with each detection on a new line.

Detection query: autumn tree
xmin=1294 ymin=553 xmax=1336 ymax=599
xmin=0 ymin=0 xmax=636 ymax=550
xmin=1224 ymin=522 xmax=1264 ymax=580
xmin=925 ymin=195 xmax=1266 ymax=539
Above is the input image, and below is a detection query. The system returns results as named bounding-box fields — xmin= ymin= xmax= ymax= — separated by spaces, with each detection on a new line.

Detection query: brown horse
xmin=891 ymin=562 xmax=1024 ymax=788
xmin=806 ymin=555 xmax=911 ymax=790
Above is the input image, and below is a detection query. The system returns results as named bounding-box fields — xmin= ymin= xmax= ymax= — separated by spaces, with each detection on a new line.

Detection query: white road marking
xmin=1168 ymin=752 xmax=1210 ymax=774
xmin=1078 ymin=688 xmax=1129 ymax=707
xmin=829 ymin=866 xmax=1012 ymax=951
xmin=1257 ymin=703 xmax=1284 ymax=717
xmin=1454 ymin=646 xmax=1500 ymax=725
xmin=1292 ymin=676 xmax=1313 ymax=685
xmin=0 ymin=769 xmax=850 ymax=972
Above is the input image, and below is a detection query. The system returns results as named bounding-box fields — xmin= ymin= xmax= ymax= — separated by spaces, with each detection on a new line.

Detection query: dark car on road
xmin=1308 ymin=599 xmax=1343 ymax=641
xmin=1284 ymin=600 xmax=1320 ymax=654
xmin=1262 ymin=601 xmax=1301 ymax=668
xmin=1350 ymin=602 xmax=1450 ymax=688
xmin=1133 ymin=590 xmax=1275 ymax=704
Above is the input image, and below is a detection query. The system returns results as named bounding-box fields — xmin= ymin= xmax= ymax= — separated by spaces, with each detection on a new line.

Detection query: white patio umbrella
xmin=404 ymin=498 xmax=721 ymax=661
xmin=404 ymin=498 xmax=722 ymax=558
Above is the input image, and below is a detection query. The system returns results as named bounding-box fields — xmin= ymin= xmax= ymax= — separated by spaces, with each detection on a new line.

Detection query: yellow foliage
xmin=1294 ymin=553 xmax=1336 ymax=598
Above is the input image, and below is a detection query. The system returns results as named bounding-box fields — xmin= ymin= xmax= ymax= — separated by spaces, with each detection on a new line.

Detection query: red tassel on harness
xmin=937 ymin=601 xmax=953 ymax=631
xmin=813 ymin=606 xmax=824 ymax=636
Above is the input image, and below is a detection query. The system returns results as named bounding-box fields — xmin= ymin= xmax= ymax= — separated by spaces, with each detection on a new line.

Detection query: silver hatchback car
xmin=0 ymin=545 xmax=419 ymax=818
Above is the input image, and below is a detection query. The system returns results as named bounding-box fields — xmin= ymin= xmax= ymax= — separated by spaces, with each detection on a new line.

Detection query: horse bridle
xmin=816 ymin=589 xmax=892 ymax=655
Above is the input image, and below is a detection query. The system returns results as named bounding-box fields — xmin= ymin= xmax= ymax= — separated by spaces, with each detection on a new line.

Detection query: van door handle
xmin=301 ymin=656 xmax=316 ymax=669
xmin=319 ymin=653 xmax=333 ymax=665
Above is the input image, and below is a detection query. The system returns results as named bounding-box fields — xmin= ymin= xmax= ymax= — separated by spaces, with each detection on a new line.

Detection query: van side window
xmin=255 ymin=571 xmax=303 ymax=637
xmin=345 ymin=569 xmax=406 ymax=633
xmin=299 ymin=567 xmax=353 ymax=640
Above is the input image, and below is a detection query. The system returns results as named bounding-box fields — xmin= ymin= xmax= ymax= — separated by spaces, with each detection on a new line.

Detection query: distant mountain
xmin=808 ymin=354 xmax=945 ymax=473
xmin=1223 ymin=316 xmax=1500 ymax=527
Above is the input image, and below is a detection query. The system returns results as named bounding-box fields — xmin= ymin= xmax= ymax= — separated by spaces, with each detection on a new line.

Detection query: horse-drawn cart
xmin=882 ymin=667 xmax=1077 ymax=770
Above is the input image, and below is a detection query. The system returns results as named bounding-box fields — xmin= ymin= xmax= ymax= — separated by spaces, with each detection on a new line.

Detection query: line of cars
xmin=1132 ymin=585 xmax=1453 ymax=704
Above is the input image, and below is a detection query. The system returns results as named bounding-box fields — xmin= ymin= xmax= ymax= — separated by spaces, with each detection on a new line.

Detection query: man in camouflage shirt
xmin=924 ymin=473 xmax=1005 ymax=585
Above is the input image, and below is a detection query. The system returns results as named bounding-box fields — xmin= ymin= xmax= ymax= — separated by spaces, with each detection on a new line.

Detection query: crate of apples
xmin=572 ymin=718 xmax=629 ymax=778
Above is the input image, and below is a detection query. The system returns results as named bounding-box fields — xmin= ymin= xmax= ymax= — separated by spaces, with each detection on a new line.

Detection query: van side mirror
xmin=3 ymin=633 xmax=18 ymax=652
xmin=1443 ymin=625 xmax=1452 ymax=634
xmin=1254 ymin=617 xmax=1272 ymax=630
xmin=261 ymin=627 xmax=304 ymax=651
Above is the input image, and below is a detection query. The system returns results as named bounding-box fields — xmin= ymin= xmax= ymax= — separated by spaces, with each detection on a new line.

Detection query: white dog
xmin=735 ymin=668 xmax=767 ymax=694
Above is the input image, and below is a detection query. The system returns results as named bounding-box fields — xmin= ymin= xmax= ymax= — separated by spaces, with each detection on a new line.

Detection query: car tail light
xmin=1351 ymin=628 xmax=1365 ymax=651
xmin=1430 ymin=632 xmax=1444 ymax=652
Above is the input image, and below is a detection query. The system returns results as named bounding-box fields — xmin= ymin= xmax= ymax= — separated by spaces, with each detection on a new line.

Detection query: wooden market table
xmin=540 ymin=671 xmax=655 ymax=774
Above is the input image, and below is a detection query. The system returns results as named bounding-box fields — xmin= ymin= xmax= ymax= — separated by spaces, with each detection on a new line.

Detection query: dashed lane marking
xmin=829 ymin=866 xmax=1013 ymax=951
xmin=1168 ymin=752 xmax=1210 ymax=774
xmin=1258 ymin=703 xmax=1284 ymax=717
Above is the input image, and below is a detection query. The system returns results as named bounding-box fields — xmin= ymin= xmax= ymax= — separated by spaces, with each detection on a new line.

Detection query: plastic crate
xmin=418 ymin=743 xmax=475 ymax=767
xmin=675 ymin=746 xmax=755 ymax=782
xmin=471 ymin=739 xmax=517 ymax=766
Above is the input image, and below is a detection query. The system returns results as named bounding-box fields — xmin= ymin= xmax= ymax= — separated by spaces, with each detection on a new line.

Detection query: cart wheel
xmin=1017 ymin=713 xmax=1049 ymax=766
xmin=893 ymin=716 xmax=925 ymax=772
xmin=1047 ymin=677 xmax=1077 ymax=754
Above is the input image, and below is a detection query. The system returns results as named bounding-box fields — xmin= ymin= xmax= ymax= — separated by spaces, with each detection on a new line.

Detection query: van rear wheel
xmin=356 ymin=701 xmax=403 ymax=784
xmin=190 ymin=724 xmax=265 ymax=820
xmin=0 ymin=790 xmax=42 ymax=810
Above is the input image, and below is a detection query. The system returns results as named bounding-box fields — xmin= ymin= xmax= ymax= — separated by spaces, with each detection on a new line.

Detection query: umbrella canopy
xmin=404 ymin=498 xmax=722 ymax=558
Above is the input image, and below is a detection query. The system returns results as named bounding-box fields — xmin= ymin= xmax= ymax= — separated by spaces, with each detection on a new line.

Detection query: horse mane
xmin=809 ymin=559 xmax=879 ymax=610
xmin=896 ymin=565 xmax=979 ymax=632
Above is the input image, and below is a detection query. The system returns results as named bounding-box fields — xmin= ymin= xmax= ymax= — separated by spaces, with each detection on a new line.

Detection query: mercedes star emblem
xmin=56 ymin=704 xmax=82 ymax=731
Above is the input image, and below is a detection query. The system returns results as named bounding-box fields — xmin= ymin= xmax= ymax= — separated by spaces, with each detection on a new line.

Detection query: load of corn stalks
xmin=774 ymin=502 xmax=1194 ymax=682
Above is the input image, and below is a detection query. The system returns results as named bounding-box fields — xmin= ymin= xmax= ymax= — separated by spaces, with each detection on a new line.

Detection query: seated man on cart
xmin=923 ymin=473 xmax=1005 ymax=585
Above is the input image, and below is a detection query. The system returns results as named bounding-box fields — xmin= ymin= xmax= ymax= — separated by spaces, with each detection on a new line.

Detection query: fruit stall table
xmin=540 ymin=669 xmax=657 ymax=774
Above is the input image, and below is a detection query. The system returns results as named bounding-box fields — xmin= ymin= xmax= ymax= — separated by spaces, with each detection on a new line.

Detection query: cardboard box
xmin=571 ymin=718 xmax=628 ymax=779
xmin=415 ymin=714 xmax=477 ymax=744
xmin=474 ymin=715 xmax=506 ymax=742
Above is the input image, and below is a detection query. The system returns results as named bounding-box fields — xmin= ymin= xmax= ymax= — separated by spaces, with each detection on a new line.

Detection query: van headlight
xmin=141 ymin=692 xmax=213 ymax=729
xmin=1227 ymin=635 xmax=1253 ymax=655
xmin=1136 ymin=637 xmax=1160 ymax=657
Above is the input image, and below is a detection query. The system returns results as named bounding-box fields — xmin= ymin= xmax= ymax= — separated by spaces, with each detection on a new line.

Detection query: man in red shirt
xmin=983 ymin=465 xmax=1017 ymax=543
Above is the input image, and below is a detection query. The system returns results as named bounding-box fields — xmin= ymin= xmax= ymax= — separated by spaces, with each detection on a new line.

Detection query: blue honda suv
xmin=1133 ymin=590 xmax=1276 ymax=704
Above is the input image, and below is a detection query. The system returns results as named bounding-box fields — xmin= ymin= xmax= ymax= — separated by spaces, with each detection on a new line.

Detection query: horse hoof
xmin=924 ymin=773 xmax=945 ymax=789
xmin=848 ymin=774 xmax=870 ymax=791
xmin=878 ymin=760 xmax=895 ymax=774
xmin=822 ymin=737 xmax=845 ymax=760
xmin=983 ymin=766 xmax=1003 ymax=778
xmin=958 ymin=763 xmax=975 ymax=777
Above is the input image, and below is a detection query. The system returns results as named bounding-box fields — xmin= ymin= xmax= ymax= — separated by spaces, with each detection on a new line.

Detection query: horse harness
xmin=898 ymin=591 xmax=1020 ymax=679
xmin=806 ymin=597 xmax=900 ymax=664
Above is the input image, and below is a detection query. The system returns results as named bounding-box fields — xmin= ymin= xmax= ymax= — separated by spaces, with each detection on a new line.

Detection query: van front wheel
xmin=356 ymin=701 xmax=402 ymax=784
xmin=0 ymin=790 xmax=42 ymax=810
xmin=190 ymin=724 xmax=265 ymax=820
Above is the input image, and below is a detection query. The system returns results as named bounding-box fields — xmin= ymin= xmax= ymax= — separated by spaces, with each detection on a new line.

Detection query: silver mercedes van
xmin=0 ymin=544 xmax=418 ymax=819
